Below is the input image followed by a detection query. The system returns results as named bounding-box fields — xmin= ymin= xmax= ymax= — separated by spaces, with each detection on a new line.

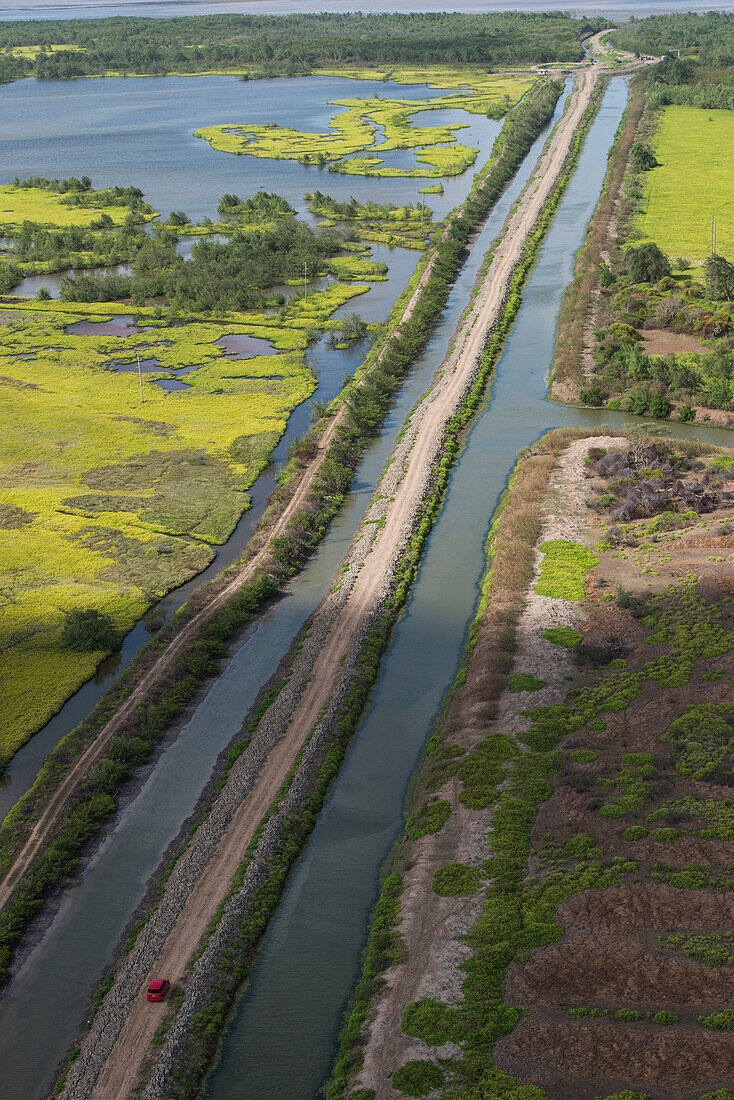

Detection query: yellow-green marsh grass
xmin=328 ymin=255 xmax=388 ymax=281
xmin=195 ymin=76 xmax=532 ymax=179
xmin=0 ymin=280 xmax=368 ymax=758
xmin=315 ymin=67 xmax=534 ymax=112
xmin=0 ymin=185 xmax=146 ymax=230
xmin=638 ymin=106 xmax=734 ymax=265
xmin=2 ymin=44 xmax=83 ymax=59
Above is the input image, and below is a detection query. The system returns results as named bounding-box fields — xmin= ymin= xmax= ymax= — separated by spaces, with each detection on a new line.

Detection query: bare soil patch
xmin=641 ymin=327 xmax=712 ymax=356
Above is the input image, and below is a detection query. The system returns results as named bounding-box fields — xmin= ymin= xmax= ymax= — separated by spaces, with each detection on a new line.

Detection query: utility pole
xmin=304 ymin=260 xmax=308 ymax=300
xmin=137 ymin=352 xmax=144 ymax=404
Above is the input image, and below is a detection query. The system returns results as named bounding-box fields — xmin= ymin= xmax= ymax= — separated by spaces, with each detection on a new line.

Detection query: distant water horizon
xmin=2 ymin=0 xmax=733 ymax=24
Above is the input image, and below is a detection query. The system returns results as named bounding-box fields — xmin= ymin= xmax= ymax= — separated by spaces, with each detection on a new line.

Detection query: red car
xmin=146 ymin=979 xmax=170 ymax=1002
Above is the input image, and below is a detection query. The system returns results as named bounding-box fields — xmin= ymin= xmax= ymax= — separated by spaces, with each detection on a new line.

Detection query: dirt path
xmin=63 ymin=65 xmax=607 ymax=1099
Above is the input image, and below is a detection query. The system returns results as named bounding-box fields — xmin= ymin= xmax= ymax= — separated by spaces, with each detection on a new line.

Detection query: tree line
xmin=610 ymin=12 xmax=734 ymax=67
xmin=0 ymin=12 xmax=607 ymax=81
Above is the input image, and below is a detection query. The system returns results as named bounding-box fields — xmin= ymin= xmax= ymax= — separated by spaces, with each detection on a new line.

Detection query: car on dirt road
xmin=146 ymin=979 xmax=170 ymax=1002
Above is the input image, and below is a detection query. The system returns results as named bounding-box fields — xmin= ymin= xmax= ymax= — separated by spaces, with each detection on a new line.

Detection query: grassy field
xmin=638 ymin=105 xmax=734 ymax=264
xmin=0 ymin=185 xmax=153 ymax=230
xmin=195 ymin=74 xmax=533 ymax=179
xmin=0 ymin=279 xmax=368 ymax=764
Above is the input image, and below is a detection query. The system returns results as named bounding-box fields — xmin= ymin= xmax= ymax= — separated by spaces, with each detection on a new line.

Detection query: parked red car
xmin=146 ymin=979 xmax=170 ymax=1002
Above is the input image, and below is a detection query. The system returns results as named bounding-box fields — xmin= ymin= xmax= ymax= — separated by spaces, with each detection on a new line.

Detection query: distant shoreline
xmin=3 ymin=0 xmax=726 ymax=29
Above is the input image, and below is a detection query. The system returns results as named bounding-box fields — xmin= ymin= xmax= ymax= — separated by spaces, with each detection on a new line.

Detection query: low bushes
xmin=535 ymin=540 xmax=600 ymax=600
xmin=432 ymin=862 xmax=483 ymax=897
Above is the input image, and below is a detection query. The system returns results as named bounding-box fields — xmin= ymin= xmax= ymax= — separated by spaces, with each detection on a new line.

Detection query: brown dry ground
xmin=496 ymin=455 xmax=734 ymax=1099
xmin=641 ymin=328 xmax=712 ymax=357
xmin=357 ymin=432 xmax=734 ymax=1100
xmin=58 ymin=61 xmax=608 ymax=1100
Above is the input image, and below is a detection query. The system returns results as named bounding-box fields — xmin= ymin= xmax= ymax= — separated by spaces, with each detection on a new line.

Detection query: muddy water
xmin=0 ymin=85 xmax=566 ymax=1100
xmin=200 ymin=76 xmax=734 ymax=1100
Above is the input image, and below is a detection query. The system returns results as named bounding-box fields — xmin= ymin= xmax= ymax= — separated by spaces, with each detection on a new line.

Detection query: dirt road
xmin=58 ymin=62 xmax=608 ymax=1099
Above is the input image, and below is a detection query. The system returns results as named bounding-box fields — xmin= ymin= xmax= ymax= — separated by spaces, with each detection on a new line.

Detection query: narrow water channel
xmin=201 ymin=75 xmax=734 ymax=1100
xmin=0 ymin=84 xmax=565 ymax=1100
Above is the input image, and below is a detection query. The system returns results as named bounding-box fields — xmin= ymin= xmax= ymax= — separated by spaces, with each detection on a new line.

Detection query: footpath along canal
xmin=0 ymin=81 xmax=566 ymax=1100
xmin=200 ymin=74 xmax=734 ymax=1100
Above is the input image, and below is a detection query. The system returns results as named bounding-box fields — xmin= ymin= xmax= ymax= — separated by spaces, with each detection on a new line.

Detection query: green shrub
xmin=406 ymin=801 xmax=451 ymax=841
xmin=653 ymin=827 xmax=680 ymax=843
xmin=458 ymin=735 xmax=516 ymax=810
xmin=596 ymin=1093 xmax=651 ymax=1100
xmin=542 ymin=626 xmax=583 ymax=648
xmin=61 ymin=608 xmax=119 ymax=651
xmin=623 ymin=826 xmax=649 ymax=841
xmin=391 ymin=1060 xmax=443 ymax=1097
xmin=432 ymin=862 xmax=483 ymax=897
xmin=508 ymin=674 xmax=547 ymax=693
xmin=402 ymin=997 xmax=464 ymax=1045
xmin=615 ymin=1009 xmax=644 ymax=1021
xmin=535 ymin=540 xmax=599 ymax=601
xmin=569 ymin=749 xmax=598 ymax=763
xmin=653 ymin=1011 xmax=679 ymax=1026
xmin=698 ymin=1007 xmax=734 ymax=1031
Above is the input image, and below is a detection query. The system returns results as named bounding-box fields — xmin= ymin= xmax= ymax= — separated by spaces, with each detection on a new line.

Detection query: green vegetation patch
xmin=196 ymin=75 xmax=533 ymax=180
xmin=638 ymin=106 xmax=734 ymax=265
xmin=457 ymin=734 xmax=517 ymax=810
xmin=402 ymin=997 xmax=465 ymax=1045
xmin=542 ymin=626 xmax=583 ymax=648
xmin=392 ymin=1060 xmax=444 ymax=1098
xmin=508 ymin=673 xmax=547 ymax=693
xmin=660 ymin=702 xmax=734 ymax=780
xmin=0 ymin=182 xmax=153 ymax=230
xmin=406 ymin=800 xmax=451 ymax=841
xmin=432 ymin=862 xmax=483 ymax=897
xmin=535 ymin=540 xmax=599 ymax=600
xmin=665 ymin=930 xmax=734 ymax=967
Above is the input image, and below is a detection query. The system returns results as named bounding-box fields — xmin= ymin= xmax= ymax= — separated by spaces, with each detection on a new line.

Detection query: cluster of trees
xmin=0 ymin=220 xmax=157 ymax=292
xmin=10 ymin=175 xmax=154 ymax=215
xmin=11 ymin=174 xmax=92 ymax=193
xmin=306 ymin=193 xmax=414 ymax=221
xmin=7 ymin=220 xmax=147 ymax=263
xmin=644 ymin=52 xmax=734 ymax=110
xmin=586 ymin=337 xmax=734 ymax=414
xmin=217 ymin=191 xmax=295 ymax=220
xmin=0 ymin=12 xmax=607 ymax=81
xmin=59 ymin=213 xmax=345 ymax=310
xmin=648 ymin=80 xmax=734 ymax=112
xmin=610 ymin=12 xmax=734 ymax=66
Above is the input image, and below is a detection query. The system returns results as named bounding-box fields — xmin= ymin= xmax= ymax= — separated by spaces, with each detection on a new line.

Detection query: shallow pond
xmin=214 ymin=332 xmax=278 ymax=357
